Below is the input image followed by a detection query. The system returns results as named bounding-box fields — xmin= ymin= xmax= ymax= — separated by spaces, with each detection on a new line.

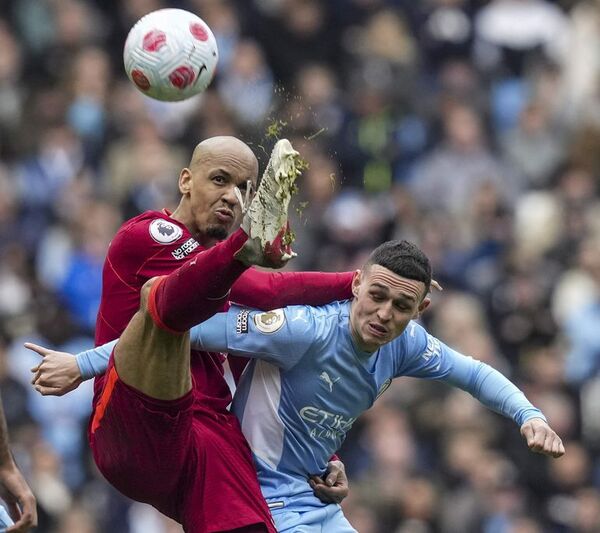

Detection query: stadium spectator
xmin=1 ymin=1 xmax=599 ymax=530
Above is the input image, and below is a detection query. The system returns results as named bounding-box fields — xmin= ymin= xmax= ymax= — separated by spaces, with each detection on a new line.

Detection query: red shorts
xmin=89 ymin=358 xmax=275 ymax=533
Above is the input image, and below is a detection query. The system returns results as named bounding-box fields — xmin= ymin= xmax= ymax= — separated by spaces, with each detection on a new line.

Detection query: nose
xmin=376 ymin=302 xmax=393 ymax=322
xmin=221 ymin=185 xmax=239 ymax=208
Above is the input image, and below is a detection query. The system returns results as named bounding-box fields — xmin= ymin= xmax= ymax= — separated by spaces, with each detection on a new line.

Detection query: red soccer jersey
xmin=94 ymin=210 xmax=354 ymax=412
xmin=91 ymin=210 xmax=353 ymax=532
xmin=93 ymin=210 xmax=236 ymax=413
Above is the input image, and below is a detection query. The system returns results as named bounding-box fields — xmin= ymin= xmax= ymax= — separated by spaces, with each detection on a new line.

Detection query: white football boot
xmin=235 ymin=139 xmax=302 ymax=268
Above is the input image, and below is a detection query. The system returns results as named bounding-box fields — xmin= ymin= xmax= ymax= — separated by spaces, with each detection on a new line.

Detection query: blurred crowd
xmin=0 ymin=0 xmax=599 ymax=531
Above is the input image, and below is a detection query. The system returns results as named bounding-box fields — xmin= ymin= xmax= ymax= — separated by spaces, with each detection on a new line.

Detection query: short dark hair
xmin=365 ymin=240 xmax=432 ymax=294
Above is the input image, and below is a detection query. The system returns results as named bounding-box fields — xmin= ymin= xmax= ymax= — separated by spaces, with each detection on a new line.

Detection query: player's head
xmin=350 ymin=240 xmax=432 ymax=352
xmin=174 ymin=136 xmax=259 ymax=245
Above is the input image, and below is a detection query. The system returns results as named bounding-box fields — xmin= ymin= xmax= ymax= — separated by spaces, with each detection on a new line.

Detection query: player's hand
xmin=0 ymin=461 xmax=37 ymax=532
xmin=26 ymin=342 xmax=83 ymax=396
xmin=308 ymin=460 xmax=349 ymax=504
xmin=520 ymin=417 xmax=565 ymax=458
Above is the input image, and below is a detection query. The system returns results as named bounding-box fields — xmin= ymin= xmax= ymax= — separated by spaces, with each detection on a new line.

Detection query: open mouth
xmin=367 ymin=323 xmax=387 ymax=337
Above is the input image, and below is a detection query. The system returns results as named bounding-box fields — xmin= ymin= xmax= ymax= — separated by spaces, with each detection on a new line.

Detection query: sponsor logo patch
xmin=253 ymin=309 xmax=285 ymax=334
xmin=236 ymin=310 xmax=250 ymax=334
xmin=172 ymin=237 xmax=199 ymax=260
xmin=149 ymin=219 xmax=183 ymax=244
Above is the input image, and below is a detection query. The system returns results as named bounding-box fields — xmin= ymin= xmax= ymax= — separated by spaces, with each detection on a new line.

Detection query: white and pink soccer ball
xmin=123 ymin=8 xmax=218 ymax=102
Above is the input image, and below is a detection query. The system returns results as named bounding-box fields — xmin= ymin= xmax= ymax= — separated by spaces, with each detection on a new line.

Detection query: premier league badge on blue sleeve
xmin=253 ymin=309 xmax=285 ymax=334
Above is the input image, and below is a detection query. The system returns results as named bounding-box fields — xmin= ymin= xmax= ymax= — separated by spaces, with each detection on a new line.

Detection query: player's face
xmin=179 ymin=148 xmax=258 ymax=244
xmin=350 ymin=265 xmax=430 ymax=352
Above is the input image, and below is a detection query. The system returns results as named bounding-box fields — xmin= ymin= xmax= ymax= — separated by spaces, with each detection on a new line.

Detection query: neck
xmin=170 ymin=203 xmax=188 ymax=227
xmin=170 ymin=204 xmax=215 ymax=247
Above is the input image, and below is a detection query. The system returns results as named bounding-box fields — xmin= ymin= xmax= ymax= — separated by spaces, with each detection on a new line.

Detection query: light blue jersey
xmin=191 ymin=301 xmax=545 ymax=515
xmin=78 ymin=300 xmax=546 ymax=531
xmin=0 ymin=504 xmax=13 ymax=532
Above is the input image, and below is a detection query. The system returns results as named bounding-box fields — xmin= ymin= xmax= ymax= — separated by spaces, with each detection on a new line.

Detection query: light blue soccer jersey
xmin=190 ymin=300 xmax=545 ymax=513
xmin=78 ymin=299 xmax=546 ymax=520
xmin=0 ymin=504 xmax=13 ymax=532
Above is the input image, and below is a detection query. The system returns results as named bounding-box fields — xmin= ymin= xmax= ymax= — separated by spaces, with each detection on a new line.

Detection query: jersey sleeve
xmin=395 ymin=322 xmax=454 ymax=379
xmin=229 ymin=270 xmax=354 ymax=310
xmin=106 ymin=220 xmax=153 ymax=280
xmin=76 ymin=340 xmax=116 ymax=379
xmin=398 ymin=322 xmax=546 ymax=427
xmin=109 ymin=215 xmax=185 ymax=282
xmin=190 ymin=305 xmax=317 ymax=371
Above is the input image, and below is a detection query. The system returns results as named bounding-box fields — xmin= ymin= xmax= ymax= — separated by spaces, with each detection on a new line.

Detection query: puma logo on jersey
xmin=291 ymin=309 xmax=308 ymax=323
xmin=319 ymin=371 xmax=340 ymax=392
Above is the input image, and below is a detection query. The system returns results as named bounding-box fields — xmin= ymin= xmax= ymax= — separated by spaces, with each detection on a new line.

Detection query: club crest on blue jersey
xmin=253 ymin=309 xmax=285 ymax=334
xmin=149 ymin=219 xmax=183 ymax=244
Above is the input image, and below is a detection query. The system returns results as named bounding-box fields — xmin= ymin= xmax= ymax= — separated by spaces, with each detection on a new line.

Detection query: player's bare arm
xmin=0 ymin=396 xmax=37 ymax=532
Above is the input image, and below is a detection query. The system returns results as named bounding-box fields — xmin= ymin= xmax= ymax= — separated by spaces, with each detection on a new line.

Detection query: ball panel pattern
xmin=123 ymin=8 xmax=218 ymax=101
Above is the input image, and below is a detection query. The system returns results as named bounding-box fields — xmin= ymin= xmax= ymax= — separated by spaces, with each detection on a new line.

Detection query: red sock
xmin=149 ymin=229 xmax=248 ymax=333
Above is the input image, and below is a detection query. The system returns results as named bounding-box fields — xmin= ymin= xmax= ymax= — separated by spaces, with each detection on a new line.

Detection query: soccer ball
xmin=123 ymin=8 xmax=218 ymax=102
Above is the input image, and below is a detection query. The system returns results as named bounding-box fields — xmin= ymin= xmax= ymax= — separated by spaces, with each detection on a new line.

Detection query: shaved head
xmin=171 ymin=135 xmax=259 ymax=246
xmin=189 ymin=136 xmax=258 ymax=175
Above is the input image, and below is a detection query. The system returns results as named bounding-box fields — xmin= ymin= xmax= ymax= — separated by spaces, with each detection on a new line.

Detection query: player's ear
xmin=351 ymin=269 xmax=361 ymax=297
xmin=416 ymin=296 xmax=431 ymax=318
xmin=179 ymin=168 xmax=192 ymax=195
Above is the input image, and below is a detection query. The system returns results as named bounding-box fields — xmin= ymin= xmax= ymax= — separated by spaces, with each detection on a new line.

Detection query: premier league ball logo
xmin=149 ymin=219 xmax=183 ymax=244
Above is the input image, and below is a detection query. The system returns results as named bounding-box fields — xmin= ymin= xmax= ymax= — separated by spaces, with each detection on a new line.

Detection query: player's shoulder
xmin=114 ymin=210 xmax=188 ymax=246
xmin=397 ymin=320 xmax=445 ymax=360
xmin=395 ymin=320 xmax=428 ymax=349
xmin=122 ymin=210 xmax=184 ymax=239
xmin=286 ymin=300 xmax=349 ymax=323
xmin=287 ymin=301 xmax=350 ymax=344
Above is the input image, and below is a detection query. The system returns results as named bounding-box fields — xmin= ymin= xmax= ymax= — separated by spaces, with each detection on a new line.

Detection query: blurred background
xmin=0 ymin=0 xmax=599 ymax=531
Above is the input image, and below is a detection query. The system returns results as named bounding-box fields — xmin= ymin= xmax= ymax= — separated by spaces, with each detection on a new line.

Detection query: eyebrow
xmin=213 ymin=169 xmax=232 ymax=179
xmin=212 ymin=170 xmax=252 ymax=187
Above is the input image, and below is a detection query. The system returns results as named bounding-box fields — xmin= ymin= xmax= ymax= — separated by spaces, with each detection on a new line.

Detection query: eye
xmin=370 ymin=293 xmax=384 ymax=302
xmin=212 ymin=175 xmax=226 ymax=185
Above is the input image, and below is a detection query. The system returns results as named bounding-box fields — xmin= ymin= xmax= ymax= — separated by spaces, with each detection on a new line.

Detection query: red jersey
xmin=91 ymin=210 xmax=353 ymax=532
xmin=94 ymin=210 xmax=354 ymax=412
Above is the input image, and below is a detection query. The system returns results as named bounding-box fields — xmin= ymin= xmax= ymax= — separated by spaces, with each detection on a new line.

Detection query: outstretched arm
xmin=27 ymin=340 xmax=116 ymax=396
xmin=400 ymin=324 xmax=565 ymax=458
xmin=230 ymin=270 xmax=354 ymax=309
xmin=441 ymin=350 xmax=565 ymax=458
xmin=0 ymin=396 xmax=37 ymax=532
